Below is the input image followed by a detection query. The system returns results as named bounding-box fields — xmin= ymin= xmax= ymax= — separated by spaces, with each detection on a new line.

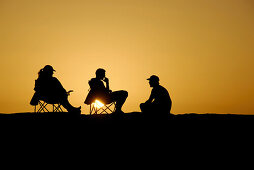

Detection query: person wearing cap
xmin=30 ymin=65 xmax=81 ymax=114
xmin=84 ymin=68 xmax=128 ymax=114
xmin=140 ymin=75 xmax=172 ymax=117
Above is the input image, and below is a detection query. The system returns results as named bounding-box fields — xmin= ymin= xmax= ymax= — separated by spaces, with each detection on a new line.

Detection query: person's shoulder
xmin=51 ymin=77 xmax=61 ymax=83
xmin=159 ymin=85 xmax=166 ymax=89
xmin=158 ymin=85 xmax=169 ymax=92
xmin=90 ymin=78 xmax=97 ymax=81
xmin=52 ymin=77 xmax=58 ymax=81
xmin=89 ymin=78 xmax=101 ymax=87
xmin=89 ymin=78 xmax=99 ymax=84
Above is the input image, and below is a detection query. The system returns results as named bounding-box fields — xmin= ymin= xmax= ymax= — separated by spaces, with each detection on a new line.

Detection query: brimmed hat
xmin=43 ymin=65 xmax=56 ymax=72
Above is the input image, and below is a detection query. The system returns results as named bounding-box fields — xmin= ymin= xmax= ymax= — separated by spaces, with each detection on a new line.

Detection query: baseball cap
xmin=147 ymin=75 xmax=159 ymax=82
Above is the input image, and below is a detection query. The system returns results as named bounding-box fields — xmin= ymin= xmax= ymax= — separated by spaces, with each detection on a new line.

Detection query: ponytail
xmin=38 ymin=68 xmax=44 ymax=78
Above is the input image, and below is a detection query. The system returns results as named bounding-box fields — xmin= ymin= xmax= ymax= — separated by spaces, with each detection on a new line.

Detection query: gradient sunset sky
xmin=0 ymin=0 xmax=253 ymax=114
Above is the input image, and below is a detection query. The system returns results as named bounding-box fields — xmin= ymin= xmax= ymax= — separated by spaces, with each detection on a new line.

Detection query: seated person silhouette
xmin=84 ymin=68 xmax=128 ymax=114
xmin=30 ymin=65 xmax=81 ymax=113
xmin=140 ymin=75 xmax=172 ymax=117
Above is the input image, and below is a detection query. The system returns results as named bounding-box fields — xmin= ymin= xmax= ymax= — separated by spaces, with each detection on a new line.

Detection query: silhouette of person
xmin=30 ymin=65 xmax=81 ymax=114
xmin=84 ymin=68 xmax=128 ymax=114
xmin=140 ymin=75 xmax=172 ymax=117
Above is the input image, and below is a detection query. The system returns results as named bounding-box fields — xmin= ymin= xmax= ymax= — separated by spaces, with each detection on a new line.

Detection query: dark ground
xmin=1 ymin=112 xmax=253 ymax=156
xmin=1 ymin=112 xmax=252 ymax=141
xmin=1 ymin=111 xmax=254 ymax=121
xmin=1 ymin=112 xmax=253 ymax=128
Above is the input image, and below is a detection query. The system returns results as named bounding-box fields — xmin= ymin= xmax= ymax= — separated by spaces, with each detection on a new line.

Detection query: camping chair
xmin=34 ymin=100 xmax=64 ymax=113
xmin=89 ymin=100 xmax=116 ymax=115
xmin=84 ymin=80 xmax=116 ymax=115
xmin=33 ymin=90 xmax=73 ymax=113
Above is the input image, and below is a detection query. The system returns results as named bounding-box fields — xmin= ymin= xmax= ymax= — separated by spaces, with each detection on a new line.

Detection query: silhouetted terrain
xmin=1 ymin=112 xmax=253 ymax=120
xmin=1 ymin=112 xmax=253 ymax=146
xmin=1 ymin=112 xmax=253 ymax=126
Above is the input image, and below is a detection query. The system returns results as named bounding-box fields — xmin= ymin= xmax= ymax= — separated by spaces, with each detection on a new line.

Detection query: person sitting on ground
xmin=84 ymin=68 xmax=128 ymax=114
xmin=140 ymin=75 xmax=172 ymax=117
xmin=30 ymin=65 xmax=81 ymax=114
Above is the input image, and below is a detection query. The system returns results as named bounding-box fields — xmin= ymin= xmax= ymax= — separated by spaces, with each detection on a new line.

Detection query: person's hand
xmin=103 ymin=77 xmax=109 ymax=84
xmin=67 ymin=90 xmax=73 ymax=96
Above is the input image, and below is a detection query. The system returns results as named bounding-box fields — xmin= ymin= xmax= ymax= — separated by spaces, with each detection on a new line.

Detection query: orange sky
xmin=0 ymin=0 xmax=253 ymax=114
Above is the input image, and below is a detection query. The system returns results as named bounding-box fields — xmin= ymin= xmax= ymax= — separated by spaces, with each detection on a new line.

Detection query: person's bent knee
xmin=118 ymin=90 xmax=128 ymax=99
xmin=123 ymin=91 xmax=128 ymax=98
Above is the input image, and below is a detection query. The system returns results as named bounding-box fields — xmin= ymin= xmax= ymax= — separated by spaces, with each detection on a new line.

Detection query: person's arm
xmin=146 ymin=89 xmax=154 ymax=104
xmin=103 ymin=77 xmax=110 ymax=92
xmin=53 ymin=78 xmax=67 ymax=94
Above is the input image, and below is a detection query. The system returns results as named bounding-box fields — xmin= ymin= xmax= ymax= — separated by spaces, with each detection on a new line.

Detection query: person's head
xmin=96 ymin=68 xmax=106 ymax=80
xmin=147 ymin=75 xmax=160 ymax=87
xmin=42 ymin=65 xmax=55 ymax=77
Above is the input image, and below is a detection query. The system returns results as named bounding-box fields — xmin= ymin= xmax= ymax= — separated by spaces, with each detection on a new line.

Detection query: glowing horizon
xmin=0 ymin=0 xmax=254 ymax=114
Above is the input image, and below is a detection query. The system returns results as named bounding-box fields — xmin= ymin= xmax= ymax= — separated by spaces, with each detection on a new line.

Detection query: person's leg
xmin=140 ymin=103 xmax=150 ymax=113
xmin=30 ymin=92 xmax=40 ymax=106
xmin=59 ymin=95 xmax=81 ymax=114
xmin=140 ymin=103 xmax=156 ymax=120
xmin=111 ymin=90 xmax=128 ymax=113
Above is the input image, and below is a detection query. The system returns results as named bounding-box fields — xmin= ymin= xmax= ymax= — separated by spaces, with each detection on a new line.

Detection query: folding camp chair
xmin=32 ymin=90 xmax=73 ymax=113
xmin=34 ymin=100 xmax=64 ymax=113
xmin=89 ymin=101 xmax=116 ymax=115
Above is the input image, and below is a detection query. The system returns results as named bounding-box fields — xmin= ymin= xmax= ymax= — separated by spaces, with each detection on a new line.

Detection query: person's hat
xmin=147 ymin=75 xmax=159 ymax=82
xmin=43 ymin=65 xmax=56 ymax=72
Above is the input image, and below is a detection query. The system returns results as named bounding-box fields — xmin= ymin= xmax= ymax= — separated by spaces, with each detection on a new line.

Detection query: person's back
xmin=151 ymin=85 xmax=172 ymax=113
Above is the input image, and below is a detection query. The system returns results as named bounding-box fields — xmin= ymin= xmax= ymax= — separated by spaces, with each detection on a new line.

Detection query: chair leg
xmin=42 ymin=103 xmax=49 ymax=112
xmin=90 ymin=104 xmax=100 ymax=114
xmin=105 ymin=103 xmax=115 ymax=113
xmin=53 ymin=104 xmax=63 ymax=112
xmin=90 ymin=104 xmax=94 ymax=115
xmin=90 ymin=104 xmax=95 ymax=115
xmin=58 ymin=104 xmax=63 ymax=112
xmin=34 ymin=101 xmax=65 ymax=113
xmin=89 ymin=102 xmax=116 ymax=114
xmin=37 ymin=101 xmax=49 ymax=113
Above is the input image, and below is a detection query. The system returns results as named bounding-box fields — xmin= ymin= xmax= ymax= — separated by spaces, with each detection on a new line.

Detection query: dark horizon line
xmin=0 ymin=112 xmax=254 ymax=115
